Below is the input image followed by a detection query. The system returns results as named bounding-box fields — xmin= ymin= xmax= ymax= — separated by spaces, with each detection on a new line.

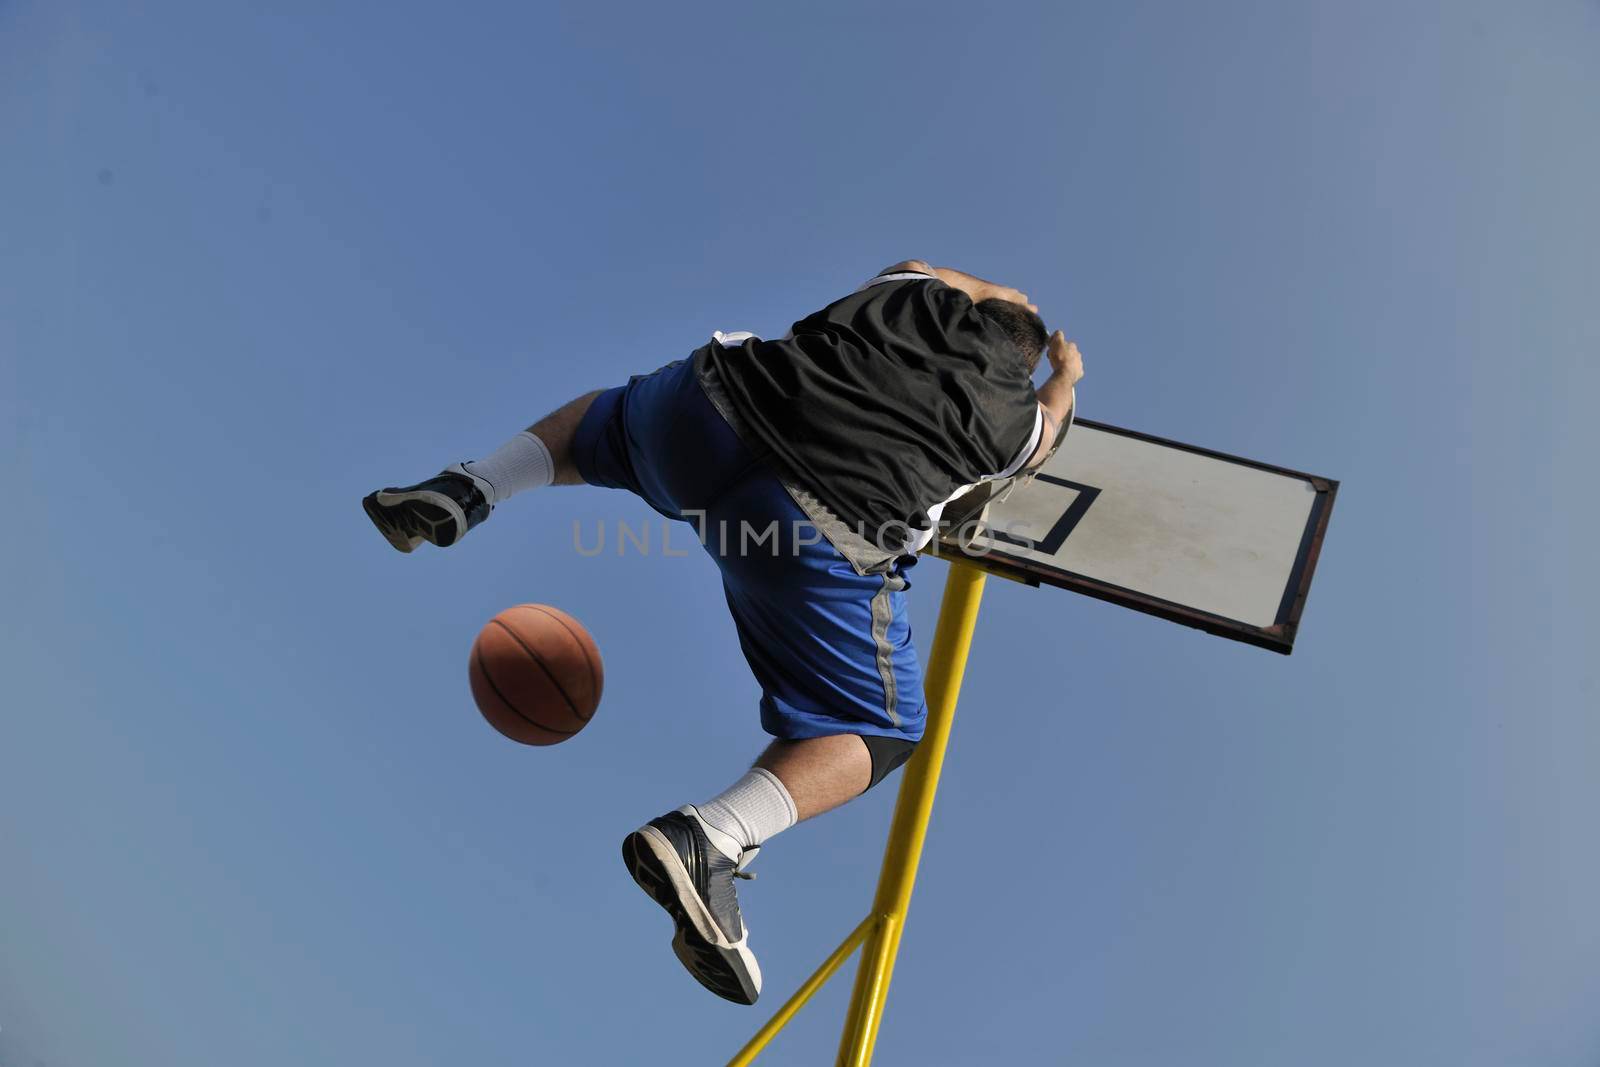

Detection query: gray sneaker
xmin=362 ymin=465 xmax=492 ymax=553
xmin=622 ymin=806 xmax=763 ymax=1005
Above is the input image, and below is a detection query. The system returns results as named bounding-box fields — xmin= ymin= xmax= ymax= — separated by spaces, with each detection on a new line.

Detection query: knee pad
xmin=861 ymin=735 xmax=918 ymax=792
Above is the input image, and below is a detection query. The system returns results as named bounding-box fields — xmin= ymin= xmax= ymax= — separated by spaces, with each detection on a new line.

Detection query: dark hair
xmin=975 ymin=299 xmax=1048 ymax=372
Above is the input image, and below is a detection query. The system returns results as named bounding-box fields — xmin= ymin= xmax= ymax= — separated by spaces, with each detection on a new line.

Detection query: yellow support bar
xmin=726 ymin=915 xmax=877 ymax=1067
xmin=836 ymin=563 xmax=988 ymax=1065
xmin=724 ymin=562 xmax=988 ymax=1066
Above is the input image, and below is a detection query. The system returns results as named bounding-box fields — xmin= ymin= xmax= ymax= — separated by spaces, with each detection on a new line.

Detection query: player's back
xmin=699 ymin=273 xmax=1040 ymax=551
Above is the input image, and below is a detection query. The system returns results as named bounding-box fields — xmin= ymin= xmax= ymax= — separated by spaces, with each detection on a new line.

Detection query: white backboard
xmin=936 ymin=419 xmax=1337 ymax=654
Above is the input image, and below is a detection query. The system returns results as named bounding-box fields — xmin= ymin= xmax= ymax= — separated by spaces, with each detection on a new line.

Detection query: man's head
xmin=975 ymin=299 xmax=1048 ymax=372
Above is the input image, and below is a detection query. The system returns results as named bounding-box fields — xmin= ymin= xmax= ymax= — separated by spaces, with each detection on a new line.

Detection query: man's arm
xmin=1027 ymin=331 xmax=1083 ymax=468
xmin=877 ymin=260 xmax=1038 ymax=313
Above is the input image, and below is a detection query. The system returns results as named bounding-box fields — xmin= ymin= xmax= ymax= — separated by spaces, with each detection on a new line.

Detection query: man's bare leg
xmin=464 ymin=390 xmax=604 ymax=495
xmin=523 ymin=390 xmax=602 ymax=486
xmin=754 ymin=734 xmax=872 ymax=821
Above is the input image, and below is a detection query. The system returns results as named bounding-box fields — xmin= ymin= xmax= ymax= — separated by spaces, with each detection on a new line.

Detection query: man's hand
xmin=1045 ymin=330 xmax=1084 ymax=387
xmin=1026 ymin=331 xmax=1083 ymax=468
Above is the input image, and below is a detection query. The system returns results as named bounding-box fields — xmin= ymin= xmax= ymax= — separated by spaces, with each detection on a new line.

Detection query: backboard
xmin=936 ymin=419 xmax=1338 ymax=654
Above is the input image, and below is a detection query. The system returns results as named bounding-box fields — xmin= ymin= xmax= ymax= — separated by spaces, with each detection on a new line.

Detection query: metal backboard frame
xmin=934 ymin=417 xmax=1339 ymax=655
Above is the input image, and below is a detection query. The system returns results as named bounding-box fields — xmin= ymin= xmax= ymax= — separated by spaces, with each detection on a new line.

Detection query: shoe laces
xmin=733 ymin=845 xmax=760 ymax=880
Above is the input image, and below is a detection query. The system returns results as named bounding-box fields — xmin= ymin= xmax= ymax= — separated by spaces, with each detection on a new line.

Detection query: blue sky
xmin=3 ymin=2 xmax=1597 ymax=1065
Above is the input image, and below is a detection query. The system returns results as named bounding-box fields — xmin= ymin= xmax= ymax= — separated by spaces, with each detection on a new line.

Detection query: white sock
xmin=692 ymin=768 xmax=798 ymax=856
xmin=463 ymin=431 xmax=554 ymax=505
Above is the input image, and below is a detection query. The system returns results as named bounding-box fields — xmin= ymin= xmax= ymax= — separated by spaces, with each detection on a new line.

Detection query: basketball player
xmin=362 ymin=262 xmax=1084 ymax=1004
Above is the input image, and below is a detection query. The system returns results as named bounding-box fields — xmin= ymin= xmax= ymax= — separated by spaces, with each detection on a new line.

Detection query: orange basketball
xmin=469 ymin=604 xmax=603 ymax=745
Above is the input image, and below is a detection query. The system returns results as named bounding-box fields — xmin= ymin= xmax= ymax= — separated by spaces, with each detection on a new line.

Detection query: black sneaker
xmin=622 ymin=806 xmax=762 ymax=1005
xmin=362 ymin=465 xmax=492 ymax=553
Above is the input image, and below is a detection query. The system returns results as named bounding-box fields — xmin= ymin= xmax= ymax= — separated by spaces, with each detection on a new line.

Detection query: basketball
xmin=469 ymin=604 xmax=603 ymax=745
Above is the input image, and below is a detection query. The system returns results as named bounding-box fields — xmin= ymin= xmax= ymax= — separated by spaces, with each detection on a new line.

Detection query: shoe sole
xmin=622 ymin=828 xmax=761 ymax=1005
xmin=361 ymin=489 xmax=466 ymax=552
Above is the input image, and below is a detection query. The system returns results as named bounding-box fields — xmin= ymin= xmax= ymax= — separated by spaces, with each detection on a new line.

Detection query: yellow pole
xmin=726 ymin=915 xmax=878 ymax=1067
xmin=835 ymin=562 xmax=988 ymax=1066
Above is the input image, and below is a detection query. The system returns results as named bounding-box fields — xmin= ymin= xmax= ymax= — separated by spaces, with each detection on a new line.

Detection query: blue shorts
xmin=571 ymin=357 xmax=926 ymax=743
